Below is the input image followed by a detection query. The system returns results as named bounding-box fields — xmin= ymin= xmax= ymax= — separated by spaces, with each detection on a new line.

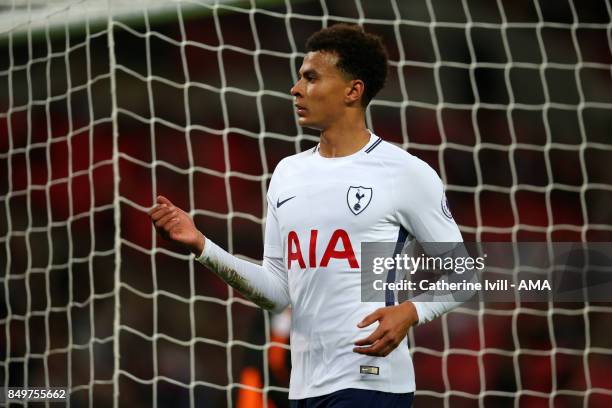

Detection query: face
xmin=290 ymin=51 xmax=357 ymax=130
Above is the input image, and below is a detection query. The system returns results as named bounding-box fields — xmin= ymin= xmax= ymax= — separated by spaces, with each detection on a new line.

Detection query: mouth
xmin=295 ymin=104 xmax=306 ymax=116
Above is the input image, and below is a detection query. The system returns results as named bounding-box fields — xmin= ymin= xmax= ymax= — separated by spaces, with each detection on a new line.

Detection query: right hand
xmin=148 ymin=195 xmax=205 ymax=255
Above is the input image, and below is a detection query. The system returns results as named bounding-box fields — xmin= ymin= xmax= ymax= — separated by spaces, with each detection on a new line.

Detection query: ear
xmin=345 ymin=79 xmax=365 ymax=105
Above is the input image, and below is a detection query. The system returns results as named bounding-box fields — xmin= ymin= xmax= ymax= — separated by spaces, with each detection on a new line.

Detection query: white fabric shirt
xmin=198 ymin=133 xmax=462 ymax=399
xmin=261 ymin=133 xmax=462 ymax=398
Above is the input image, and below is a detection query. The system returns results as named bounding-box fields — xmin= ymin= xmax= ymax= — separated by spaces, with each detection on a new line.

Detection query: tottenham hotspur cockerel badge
xmin=347 ymin=186 xmax=373 ymax=215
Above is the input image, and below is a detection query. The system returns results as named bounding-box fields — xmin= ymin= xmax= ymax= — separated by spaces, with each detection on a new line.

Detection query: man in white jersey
xmin=149 ymin=24 xmax=462 ymax=407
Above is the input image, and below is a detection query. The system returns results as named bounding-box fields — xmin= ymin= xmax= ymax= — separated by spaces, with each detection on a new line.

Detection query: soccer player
xmin=149 ymin=24 xmax=462 ymax=407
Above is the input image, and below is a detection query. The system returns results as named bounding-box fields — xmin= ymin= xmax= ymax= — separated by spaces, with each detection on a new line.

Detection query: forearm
xmin=408 ymin=244 xmax=476 ymax=324
xmin=196 ymin=238 xmax=290 ymax=313
xmin=408 ymin=270 xmax=471 ymax=325
xmin=410 ymin=300 xmax=460 ymax=325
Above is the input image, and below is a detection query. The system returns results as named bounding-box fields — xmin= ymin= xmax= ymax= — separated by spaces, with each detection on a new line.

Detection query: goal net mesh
xmin=1 ymin=0 xmax=612 ymax=406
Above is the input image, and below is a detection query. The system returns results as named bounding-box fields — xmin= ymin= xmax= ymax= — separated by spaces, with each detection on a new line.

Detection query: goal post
xmin=1 ymin=0 xmax=612 ymax=407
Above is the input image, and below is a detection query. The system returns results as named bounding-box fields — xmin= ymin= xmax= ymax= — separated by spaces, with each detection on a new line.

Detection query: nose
xmin=290 ymin=79 xmax=302 ymax=97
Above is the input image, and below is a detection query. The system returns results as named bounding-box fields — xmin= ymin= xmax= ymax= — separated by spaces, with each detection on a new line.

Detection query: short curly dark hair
xmin=305 ymin=24 xmax=388 ymax=107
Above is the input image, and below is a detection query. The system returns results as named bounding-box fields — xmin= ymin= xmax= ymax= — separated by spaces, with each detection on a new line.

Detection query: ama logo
xmin=347 ymin=186 xmax=372 ymax=215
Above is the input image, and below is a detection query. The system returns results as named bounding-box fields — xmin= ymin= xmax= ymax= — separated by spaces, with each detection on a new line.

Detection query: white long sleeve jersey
xmin=199 ymin=133 xmax=462 ymax=399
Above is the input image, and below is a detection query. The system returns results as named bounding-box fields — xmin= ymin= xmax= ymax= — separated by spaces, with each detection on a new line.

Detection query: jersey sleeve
xmin=263 ymin=162 xmax=284 ymax=258
xmin=393 ymin=158 xmax=462 ymax=244
xmin=393 ymin=157 xmax=463 ymax=324
xmin=193 ymin=167 xmax=289 ymax=314
xmin=196 ymin=239 xmax=289 ymax=313
xmin=264 ymin=194 xmax=284 ymax=258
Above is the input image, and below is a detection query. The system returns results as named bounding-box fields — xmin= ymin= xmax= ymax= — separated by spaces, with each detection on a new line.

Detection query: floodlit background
xmin=1 ymin=0 xmax=612 ymax=407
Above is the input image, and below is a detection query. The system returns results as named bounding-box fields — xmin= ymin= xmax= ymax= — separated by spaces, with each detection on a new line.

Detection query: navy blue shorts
xmin=289 ymin=388 xmax=414 ymax=408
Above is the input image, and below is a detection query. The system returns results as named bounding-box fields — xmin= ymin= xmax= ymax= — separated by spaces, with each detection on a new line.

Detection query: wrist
xmin=190 ymin=231 xmax=206 ymax=256
xmin=401 ymin=301 xmax=419 ymax=326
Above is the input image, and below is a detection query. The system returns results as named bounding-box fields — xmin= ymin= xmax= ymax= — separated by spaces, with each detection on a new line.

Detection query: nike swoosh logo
xmin=277 ymin=196 xmax=296 ymax=208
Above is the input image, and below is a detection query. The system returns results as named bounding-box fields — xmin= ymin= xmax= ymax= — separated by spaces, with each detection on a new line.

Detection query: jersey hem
xmin=288 ymin=382 xmax=416 ymax=400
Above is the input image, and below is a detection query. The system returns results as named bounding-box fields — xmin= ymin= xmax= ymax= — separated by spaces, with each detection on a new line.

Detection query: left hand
xmin=353 ymin=302 xmax=419 ymax=357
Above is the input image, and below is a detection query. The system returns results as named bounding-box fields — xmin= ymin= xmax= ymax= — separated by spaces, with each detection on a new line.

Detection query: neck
xmin=318 ymin=114 xmax=370 ymax=158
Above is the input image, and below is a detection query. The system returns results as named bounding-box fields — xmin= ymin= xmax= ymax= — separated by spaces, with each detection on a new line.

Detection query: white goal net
xmin=1 ymin=0 xmax=612 ymax=407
